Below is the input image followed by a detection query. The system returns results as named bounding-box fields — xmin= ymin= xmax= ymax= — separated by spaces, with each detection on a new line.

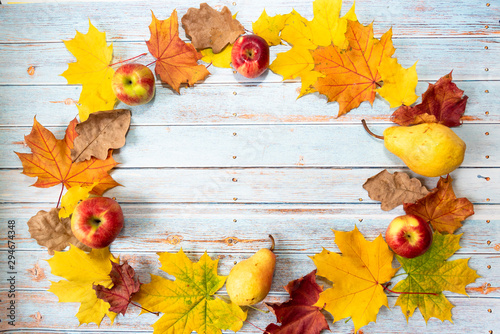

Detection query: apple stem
xmin=109 ymin=53 xmax=148 ymax=67
xmin=382 ymin=283 xmax=438 ymax=296
xmin=129 ymin=301 xmax=160 ymax=316
xmin=56 ymin=183 xmax=64 ymax=208
xmin=361 ymin=119 xmax=384 ymax=140
xmin=269 ymin=235 xmax=275 ymax=252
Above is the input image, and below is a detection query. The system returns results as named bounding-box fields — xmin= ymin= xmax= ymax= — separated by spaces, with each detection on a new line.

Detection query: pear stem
xmin=246 ymin=304 xmax=270 ymax=314
xmin=361 ymin=119 xmax=384 ymax=140
xmin=382 ymin=283 xmax=438 ymax=296
xmin=268 ymin=235 xmax=275 ymax=252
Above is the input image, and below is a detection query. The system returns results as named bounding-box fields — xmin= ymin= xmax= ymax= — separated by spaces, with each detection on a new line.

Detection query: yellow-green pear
xmin=226 ymin=235 xmax=276 ymax=306
xmin=382 ymin=122 xmax=466 ymax=177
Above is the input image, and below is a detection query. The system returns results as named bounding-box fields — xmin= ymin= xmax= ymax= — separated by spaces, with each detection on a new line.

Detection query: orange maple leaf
xmin=15 ymin=117 xmax=119 ymax=196
xmin=146 ymin=10 xmax=210 ymax=93
xmin=313 ymin=21 xmax=395 ymax=116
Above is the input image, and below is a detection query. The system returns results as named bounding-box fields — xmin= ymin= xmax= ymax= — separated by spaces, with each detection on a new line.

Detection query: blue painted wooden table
xmin=0 ymin=0 xmax=499 ymax=333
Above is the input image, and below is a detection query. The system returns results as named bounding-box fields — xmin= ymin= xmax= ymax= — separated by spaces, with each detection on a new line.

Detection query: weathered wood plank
xmin=0 ymin=250 xmax=497 ymax=295
xmin=3 ymin=123 xmax=497 ymax=168
xmin=1 ymin=168 xmax=496 ymax=204
xmin=0 ymin=38 xmax=497 ymax=86
xmin=0 ymin=80 xmax=494 ymax=126
xmin=0 ymin=0 xmax=497 ymax=42
xmin=1 ymin=204 xmax=497 ymax=254
xmin=0 ymin=275 xmax=498 ymax=333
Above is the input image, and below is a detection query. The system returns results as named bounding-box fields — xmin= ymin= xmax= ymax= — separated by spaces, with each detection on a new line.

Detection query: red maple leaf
xmin=392 ymin=71 xmax=468 ymax=127
xmin=93 ymin=260 xmax=141 ymax=315
xmin=265 ymin=270 xmax=329 ymax=334
xmin=404 ymin=175 xmax=474 ymax=234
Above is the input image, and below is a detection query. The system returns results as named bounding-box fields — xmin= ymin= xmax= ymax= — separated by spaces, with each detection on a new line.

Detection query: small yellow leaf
xmin=377 ymin=58 xmax=419 ymax=108
xmin=47 ymin=246 xmax=119 ymax=325
xmin=59 ymin=182 xmax=98 ymax=218
xmin=270 ymin=46 xmax=314 ymax=80
xmin=281 ymin=10 xmax=316 ymax=49
xmin=61 ymin=21 xmax=116 ymax=122
xmin=200 ymin=44 xmax=233 ymax=68
xmin=252 ymin=10 xmax=288 ymax=46
xmin=299 ymin=70 xmax=324 ymax=97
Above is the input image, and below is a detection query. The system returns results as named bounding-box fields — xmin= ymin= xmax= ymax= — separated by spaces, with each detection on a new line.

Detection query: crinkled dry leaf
xmin=311 ymin=226 xmax=398 ymax=333
xmin=404 ymin=175 xmax=474 ymax=234
xmin=394 ymin=232 xmax=480 ymax=322
xmin=28 ymin=208 xmax=91 ymax=255
xmin=265 ymin=270 xmax=329 ymax=334
xmin=363 ymin=170 xmax=429 ymax=211
xmin=94 ymin=260 xmax=141 ymax=315
xmin=15 ymin=118 xmax=119 ymax=195
xmin=391 ymin=71 xmax=468 ymax=127
xmin=71 ymin=109 xmax=131 ymax=163
xmin=181 ymin=3 xmax=244 ymax=53
xmin=146 ymin=10 xmax=210 ymax=93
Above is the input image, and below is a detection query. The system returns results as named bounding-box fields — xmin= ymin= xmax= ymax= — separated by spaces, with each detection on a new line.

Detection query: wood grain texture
xmin=0 ymin=38 xmax=497 ymax=86
xmin=0 ymin=0 xmax=498 ymax=333
xmin=0 ymin=81 xmax=495 ymax=126
xmin=3 ymin=124 xmax=498 ymax=168
xmin=0 ymin=0 xmax=497 ymax=42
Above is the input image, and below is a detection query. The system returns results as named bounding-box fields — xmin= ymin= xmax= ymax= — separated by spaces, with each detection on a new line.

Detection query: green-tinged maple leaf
xmin=253 ymin=10 xmax=288 ymax=46
xmin=133 ymin=249 xmax=246 ymax=334
xmin=61 ymin=21 xmax=116 ymax=122
xmin=393 ymin=232 xmax=480 ymax=322
xmin=311 ymin=226 xmax=398 ymax=333
xmin=47 ymin=246 xmax=119 ymax=325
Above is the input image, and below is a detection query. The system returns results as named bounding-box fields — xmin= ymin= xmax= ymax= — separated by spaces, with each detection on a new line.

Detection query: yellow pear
xmin=226 ymin=235 xmax=276 ymax=306
xmin=383 ymin=123 xmax=465 ymax=177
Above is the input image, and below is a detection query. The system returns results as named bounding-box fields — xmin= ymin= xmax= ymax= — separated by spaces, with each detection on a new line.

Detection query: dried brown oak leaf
xmin=265 ymin=270 xmax=329 ymax=334
xmin=71 ymin=109 xmax=131 ymax=163
xmin=404 ymin=175 xmax=474 ymax=234
xmin=363 ymin=170 xmax=429 ymax=211
xmin=94 ymin=260 xmax=141 ymax=315
xmin=27 ymin=208 xmax=91 ymax=255
xmin=181 ymin=3 xmax=244 ymax=53
xmin=391 ymin=71 xmax=468 ymax=127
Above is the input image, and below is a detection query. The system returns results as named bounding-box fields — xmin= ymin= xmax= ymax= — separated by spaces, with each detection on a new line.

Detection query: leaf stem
xmin=109 ymin=53 xmax=148 ymax=67
xmin=245 ymin=318 xmax=267 ymax=333
xmin=129 ymin=301 xmax=160 ymax=316
xmin=361 ymin=119 xmax=384 ymax=140
xmin=382 ymin=283 xmax=438 ymax=296
xmin=56 ymin=184 xmax=64 ymax=208
xmin=146 ymin=59 xmax=157 ymax=67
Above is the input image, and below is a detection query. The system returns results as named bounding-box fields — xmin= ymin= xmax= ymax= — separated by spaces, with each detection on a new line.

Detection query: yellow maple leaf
xmin=269 ymin=1 xmax=356 ymax=98
xmin=252 ymin=10 xmax=288 ymax=46
xmin=58 ymin=182 xmax=98 ymax=218
xmin=133 ymin=249 xmax=246 ymax=334
xmin=47 ymin=246 xmax=119 ymax=325
xmin=311 ymin=226 xmax=398 ymax=333
xmin=200 ymin=44 xmax=233 ymax=68
xmin=61 ymin=21 xmax=116 ymax=122
xmin=313 ymin=21 xmax=395 ymax=116
xmin=377 ymin=57 xmax=419 ymax=108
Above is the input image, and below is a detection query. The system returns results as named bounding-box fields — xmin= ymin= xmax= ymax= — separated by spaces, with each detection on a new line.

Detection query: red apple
xmin=385 ymin=214 xmax=433 ymax=258
xmin=71 ymin=197 xmax=124 ymax=249
xmin=111 ymin=63 xmax=155 ymax=106
xmin=231 ymin=34 xmax=270 ymax=78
